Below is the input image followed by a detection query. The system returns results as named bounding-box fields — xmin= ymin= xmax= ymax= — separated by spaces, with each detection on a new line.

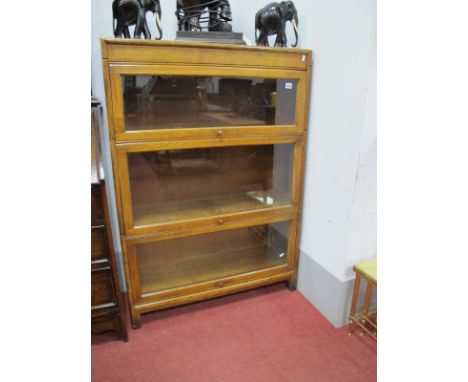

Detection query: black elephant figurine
xmin=113 ymin=0 xmax=163 ymax=39
xmin=176 ymin=0 xmax=232 ymax=32
xmin=255 ymin=1 xmax=298 ymax=47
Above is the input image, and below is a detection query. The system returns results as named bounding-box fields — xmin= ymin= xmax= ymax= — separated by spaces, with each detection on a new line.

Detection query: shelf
xmin=133 ymin=190 xmax=290 ymax=227
xmin=128 ymin=144 xmax=294 ymax=231
xmin=139 ymin=245 xmax=284 ymax=294
xmin=125 ymin=109 xmax=267 ymax=131
xmin=136 ymin=223 xmax=289 ymax=294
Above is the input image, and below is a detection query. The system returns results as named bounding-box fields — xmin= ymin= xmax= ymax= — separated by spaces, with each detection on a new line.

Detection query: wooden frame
xmin=102 ymin=39 xmax=312 ymax=70
xmin=101 ymin=39 xmax=312 ymax=328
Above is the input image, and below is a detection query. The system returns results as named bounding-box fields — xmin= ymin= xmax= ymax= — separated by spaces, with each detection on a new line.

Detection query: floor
xmin=92 ymin=284 xmax=376 ymax=382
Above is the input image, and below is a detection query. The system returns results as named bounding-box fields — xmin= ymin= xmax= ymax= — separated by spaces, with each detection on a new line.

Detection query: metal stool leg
xmin=362 ymin=281 xmax=373 ymax=323
xmin=348 ymin=272 xmax=361 ymax=335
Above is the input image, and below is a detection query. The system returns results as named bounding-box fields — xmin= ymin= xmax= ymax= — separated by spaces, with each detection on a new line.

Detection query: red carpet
xmin=92 ymin=284 xmax=376 ymax=382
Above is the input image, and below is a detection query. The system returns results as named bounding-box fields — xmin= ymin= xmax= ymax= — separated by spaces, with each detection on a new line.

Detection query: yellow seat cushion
xmin=354 ymin=257 xmax=377 ymax=283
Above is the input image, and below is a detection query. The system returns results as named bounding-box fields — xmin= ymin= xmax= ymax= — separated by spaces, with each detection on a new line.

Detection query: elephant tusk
xmin=292 ymin=18 xmax=298 ymax=34
xmin=291 ymin=18 xmax=299 ymax=47
xmin=155 ymin=12 xmax=163 ymax=39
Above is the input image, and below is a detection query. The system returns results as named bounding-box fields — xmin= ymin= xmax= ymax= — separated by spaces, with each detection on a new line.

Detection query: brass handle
xmin=217 ymin=281 xmax=224 ymax=287
xmin=218 ymin=219 xmax=224 ymax=225
xmin=217 ymin=130 xmax=224 ymax=136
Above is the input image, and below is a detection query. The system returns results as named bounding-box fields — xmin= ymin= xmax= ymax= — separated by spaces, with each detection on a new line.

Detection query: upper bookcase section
xmin=101 ymin=39 xmax=312 ymax=142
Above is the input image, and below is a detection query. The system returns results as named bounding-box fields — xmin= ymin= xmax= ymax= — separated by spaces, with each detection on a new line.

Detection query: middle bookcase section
xmin=126 ymin=143 xmax=294 ymax=230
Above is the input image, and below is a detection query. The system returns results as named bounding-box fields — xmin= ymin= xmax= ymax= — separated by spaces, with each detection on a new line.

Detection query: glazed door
xmin=108 ymin=65 xmax=308 ymax=142
xmin=125 ymin=218 xmax=299 ymax=305
xmin=115 ymin=137 xmax=304 ymax=237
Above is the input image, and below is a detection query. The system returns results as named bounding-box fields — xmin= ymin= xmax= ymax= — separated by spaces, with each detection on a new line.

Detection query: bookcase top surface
xmin=101 ymin=38 xmax=312 ymax=69
xmin=101 ymin=38 xmax=312 ymax=55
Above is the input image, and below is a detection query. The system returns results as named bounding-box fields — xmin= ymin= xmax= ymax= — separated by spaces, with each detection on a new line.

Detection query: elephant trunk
xmin=155 ymin=11 xmax=163 ymax=40
xmin=291 ymin=16 xmax=298 ymax=47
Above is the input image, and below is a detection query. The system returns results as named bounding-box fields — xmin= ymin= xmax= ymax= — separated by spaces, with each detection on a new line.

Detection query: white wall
xmin=233 ymin=0 xmax=377 ymax=283
xmin=91 ymin=0 xmax=376 ymax=313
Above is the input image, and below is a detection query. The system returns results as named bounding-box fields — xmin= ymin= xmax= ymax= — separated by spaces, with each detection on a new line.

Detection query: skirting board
xmin=297 ymin=250 xmax=377 ymax=328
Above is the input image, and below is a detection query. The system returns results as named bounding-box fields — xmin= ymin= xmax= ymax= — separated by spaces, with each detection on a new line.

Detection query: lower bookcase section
xmin=135 ymin=221 xmax=290 ymax=295
xmin=124 ymin=217 xmax=299 ymax=328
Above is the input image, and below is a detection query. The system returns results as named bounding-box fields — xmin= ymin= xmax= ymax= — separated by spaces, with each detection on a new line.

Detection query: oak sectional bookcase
xmin=101 ymin=39 xmax=312 ymax=328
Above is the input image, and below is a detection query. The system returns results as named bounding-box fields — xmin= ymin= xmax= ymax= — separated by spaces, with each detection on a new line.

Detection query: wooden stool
xmin=348 ymin=257 xmax=377 ymax=340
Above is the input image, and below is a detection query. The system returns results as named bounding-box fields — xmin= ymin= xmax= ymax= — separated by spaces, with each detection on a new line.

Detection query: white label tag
xmin=279 ymin=253 xmax=285 ymax=258
xmin=285 ymin=82 xmax=293 ymax=90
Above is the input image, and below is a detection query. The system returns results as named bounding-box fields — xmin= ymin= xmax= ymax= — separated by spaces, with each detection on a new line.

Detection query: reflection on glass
xmin=136 ymin=221 xmax=289 ymax=294
xmin=128 ymin=144 xmax=294 ymax=227
xmin=122 ymin=76 xmax=297 ymax=130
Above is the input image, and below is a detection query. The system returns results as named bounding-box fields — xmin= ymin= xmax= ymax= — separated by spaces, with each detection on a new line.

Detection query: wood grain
xmin=133 ymin=191 xmax=290 ymax=227
xmin=134 ymin=271 xmax=294 ymax=314
xmin=102 ymin=38 xmax=312 ymax=70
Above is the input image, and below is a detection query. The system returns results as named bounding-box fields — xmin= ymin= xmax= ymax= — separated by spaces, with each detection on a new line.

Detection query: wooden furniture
xmin=101 ymin=39 xmax=312 ymax=328
xmin=91 ymin=96 xmax=128 ymax=341
xmin=348 ymin=257 xmax=377 ymax=340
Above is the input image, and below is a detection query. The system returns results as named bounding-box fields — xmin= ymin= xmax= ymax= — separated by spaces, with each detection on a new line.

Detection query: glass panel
xmin=122 ymin=76 xmax=297 ymax=130
xmin=136 ymin=222 xmax=289 ymax=294
xmin=128 ymin=144 xmax=294 ymax=227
